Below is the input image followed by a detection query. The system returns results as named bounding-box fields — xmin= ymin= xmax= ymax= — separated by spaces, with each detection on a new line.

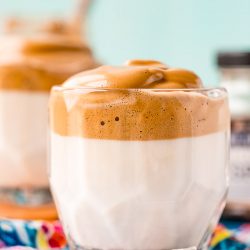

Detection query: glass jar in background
xmin=0 ymin=0 xmax=97 ymax=220
xmin=217 ymin=52 xmax=250 ymax=219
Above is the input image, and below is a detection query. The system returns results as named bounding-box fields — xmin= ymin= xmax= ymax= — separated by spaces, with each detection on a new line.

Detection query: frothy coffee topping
xmin=64 ymin=59 xmax=202 ymax=89
xmin=0 ymin=36 xmax=97 ymax=92
xmin=50 ymin=60 xmax=230 ymax=140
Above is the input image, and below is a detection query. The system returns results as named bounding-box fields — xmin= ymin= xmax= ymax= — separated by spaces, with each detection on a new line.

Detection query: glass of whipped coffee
xmin=49 ymin=60 xmax=230 ymax=250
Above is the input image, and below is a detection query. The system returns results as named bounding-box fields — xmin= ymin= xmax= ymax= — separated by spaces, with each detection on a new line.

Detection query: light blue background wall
xmin=1 ymin=0 xmax=250 ymax=86
xmin=88 ymin=0 xmax=250 ymax=86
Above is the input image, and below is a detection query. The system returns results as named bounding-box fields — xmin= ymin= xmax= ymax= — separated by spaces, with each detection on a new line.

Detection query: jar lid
xmin=217 ymin=51 xmax=250 ymax=67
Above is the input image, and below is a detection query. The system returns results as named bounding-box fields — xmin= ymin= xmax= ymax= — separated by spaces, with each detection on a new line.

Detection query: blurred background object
xmin=217 ymin=51 xmax=250 ymax=219
xmin=0 ymin=0 xmax=97 ymax=220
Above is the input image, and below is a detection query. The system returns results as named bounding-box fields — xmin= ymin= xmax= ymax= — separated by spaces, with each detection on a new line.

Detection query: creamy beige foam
xmin=63 ymin=60 xmax=202 ymax=89
xmin=0 ymin=35 xmax=97 ymax=92
xmin=50 ymin=60 xmax=230 ymax=140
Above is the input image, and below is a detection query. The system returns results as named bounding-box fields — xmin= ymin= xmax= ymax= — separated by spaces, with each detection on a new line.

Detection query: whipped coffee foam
xmin=50 ymin=131 xmax=228 ymax=250
xmin=0 ymin=91 xmax=48 ymax=187
xmin=0 ymin=36 xmax=97 ymax=92
xmin=50 ymin=60 xmax=229 ymax=140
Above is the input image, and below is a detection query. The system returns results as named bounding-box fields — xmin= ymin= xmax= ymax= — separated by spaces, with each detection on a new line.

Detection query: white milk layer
xmin=0 ymin=91 xmax=49 ymax=188
xmin=50 ymin=131 xmax=228 ymax=250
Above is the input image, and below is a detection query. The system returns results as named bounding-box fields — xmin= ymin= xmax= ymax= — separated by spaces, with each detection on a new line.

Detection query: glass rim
xmin=52 ymin=85 xmax=227 ymax=94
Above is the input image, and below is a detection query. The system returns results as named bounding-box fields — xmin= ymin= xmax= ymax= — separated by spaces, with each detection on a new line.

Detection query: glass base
xmin=0 ymin=187 xmax=57 ymax=220
xmin=69 ymin=246 xmax=207 ymax=250
xmin=66 ymin=192 xmax=221 ymax=250
xmin=68 ymin=237 xmax=208 ymax=250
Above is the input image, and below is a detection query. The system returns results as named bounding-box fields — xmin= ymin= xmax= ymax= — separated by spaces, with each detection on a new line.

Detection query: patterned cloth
xmin=0 ymin=220 xmax=249 ymax=250
xmin=0 ymin=220 xmax=66 ymax=249
xmin=211 ymin=224 xmax=250 ymax=250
